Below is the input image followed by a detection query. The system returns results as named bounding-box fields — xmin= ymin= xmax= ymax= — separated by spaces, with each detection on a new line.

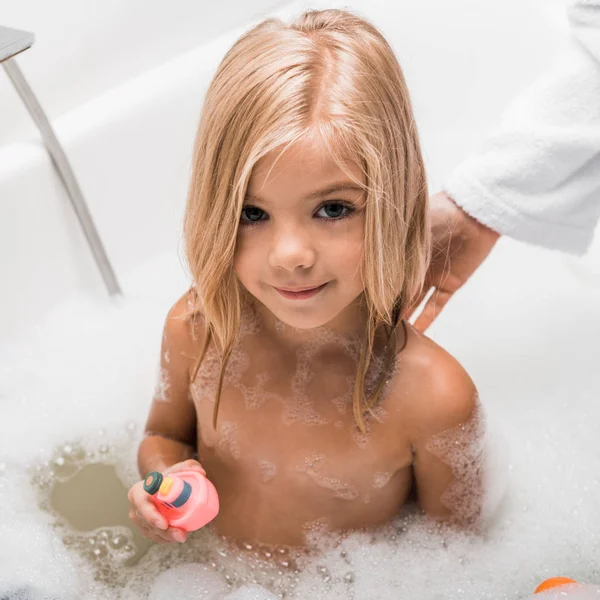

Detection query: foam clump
xmin=0 ymin=519 xmax=81 ymax=599
xmin=148 ymin=564 xmax=229 ymax=600
xmin=223 ymin=584 xmax=279 ymax=600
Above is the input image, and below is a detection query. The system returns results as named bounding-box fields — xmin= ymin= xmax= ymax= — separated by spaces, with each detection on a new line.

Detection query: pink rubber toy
xmin=143 ymin=469 xmax=219 ymax=532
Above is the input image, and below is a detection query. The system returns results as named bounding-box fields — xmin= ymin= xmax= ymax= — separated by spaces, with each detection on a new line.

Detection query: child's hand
xmin=127 ymin=459 xmax=206 ymax=544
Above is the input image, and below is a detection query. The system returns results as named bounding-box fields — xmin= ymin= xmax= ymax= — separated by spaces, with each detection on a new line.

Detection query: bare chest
xmin=189 ymin=341 xmax=414 ymax=514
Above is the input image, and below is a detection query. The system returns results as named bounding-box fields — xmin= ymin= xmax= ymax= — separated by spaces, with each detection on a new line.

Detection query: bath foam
xmin=425 ymin=398 xmax=488 ymax=526
xmin=189 ymin=298 xmax=396 ymax=431
xmin=221 ymin=584 xmax=279 ymax=600
xmin=240 ymin=372 xmax=271 ymax=411
xmin=1 ymin=248 xmax=600 ymax=599
xmin=148 ymin=564 xmax=229 ymax=600
xmin=329 ymin=375 xmax=354 ymax=414
xmin=258 ymin=460 xmax=277 ymax=483
xmin=296 ymin=452 xmax=360 ymax=501
xmin=217 ymin=421 xmax=242 ymax=460
xmin=372 ymin=471 xmax=392 ymax=489
xmin=153 ymin=365 xmax=171 ymax=403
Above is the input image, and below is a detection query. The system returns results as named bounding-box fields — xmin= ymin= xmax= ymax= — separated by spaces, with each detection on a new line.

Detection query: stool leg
xmin=3 ymin=57 xmax=122 ymax=296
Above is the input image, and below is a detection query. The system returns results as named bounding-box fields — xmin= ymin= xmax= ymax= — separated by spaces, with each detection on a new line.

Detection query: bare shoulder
xmin=391 ymin=322 xmax=478 ymax=436
xmin=162 ymin=288 xmax=207 ymax=364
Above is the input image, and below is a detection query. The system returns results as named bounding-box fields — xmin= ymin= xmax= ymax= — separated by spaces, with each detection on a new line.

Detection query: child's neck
xmin=244 ymin=294 xmax=380 ymax=352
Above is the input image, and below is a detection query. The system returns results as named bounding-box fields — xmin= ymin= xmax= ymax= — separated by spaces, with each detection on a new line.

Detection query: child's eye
xmin=240 ymin=205 xmax=267 ymax=224
xmin=315 ymin=202 xmax=354 ymax=221
xmin=240 ymin=202 xmax=354 ymax=226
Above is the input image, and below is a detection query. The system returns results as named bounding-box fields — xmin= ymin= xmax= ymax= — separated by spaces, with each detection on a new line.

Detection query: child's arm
xmin=408 ymin=349 xmax=484 ymax=529
xmin=128 ymin=292 xmax=206 ymax=545
xmin=137 ymin=292 xmax=203 ymax=475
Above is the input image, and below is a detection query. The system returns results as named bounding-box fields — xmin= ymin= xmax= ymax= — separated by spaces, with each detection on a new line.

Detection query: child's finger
xmin=130 ymin=509 xmax=178 ymax=544
xmin=132 ymin=503 xmax=187 ymax=543
xmin=140 ymin=519 xmax=186 ymax=544
xmin=166 ymin=527 xmax=187 ymax=543
xmin=128 ymin=482 xmax=169 ymax=529
xmin=136 ymin=500 xmax=169 ymax=531
xmin=150 ymin=525 xmax=186 ymax=544
xmin=138 ymin=521 xmax=177 ymax=545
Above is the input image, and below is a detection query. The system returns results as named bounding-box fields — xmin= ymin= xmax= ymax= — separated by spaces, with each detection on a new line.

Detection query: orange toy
xmin=535 ymin=577 xmax=578 ymax=594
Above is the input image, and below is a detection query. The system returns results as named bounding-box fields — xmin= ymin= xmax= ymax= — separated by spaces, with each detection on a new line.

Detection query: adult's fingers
xmin=413 ymin=288 xmax=453 ymax=332
xmin=404 ymin=289 xmax=428 ymax=323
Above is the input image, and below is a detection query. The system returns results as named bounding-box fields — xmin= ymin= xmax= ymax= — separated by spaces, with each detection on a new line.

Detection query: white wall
xmin=0 ymin=0 xmax=288 ymax=144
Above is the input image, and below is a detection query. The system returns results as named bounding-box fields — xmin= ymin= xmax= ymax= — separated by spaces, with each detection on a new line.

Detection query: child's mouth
xmin=274 ymin=282 xmax=328 ymax=300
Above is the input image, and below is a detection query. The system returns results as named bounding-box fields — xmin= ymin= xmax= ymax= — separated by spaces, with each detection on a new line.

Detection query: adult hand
xmin=409 ymin=191 xmax=500 ymax=332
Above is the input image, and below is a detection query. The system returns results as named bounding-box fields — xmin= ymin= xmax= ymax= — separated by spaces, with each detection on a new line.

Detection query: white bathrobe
xmin=444 ymin=0 xmax=600 ymax=255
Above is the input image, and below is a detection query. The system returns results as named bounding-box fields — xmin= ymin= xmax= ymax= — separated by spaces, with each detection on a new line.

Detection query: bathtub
xmin=0 ymin=0 xmax=574 ymax=343
xmin=1 ymin=0 xmax=600 ymax=598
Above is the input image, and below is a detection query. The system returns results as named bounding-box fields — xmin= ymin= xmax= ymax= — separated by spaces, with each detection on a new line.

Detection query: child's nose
xmin=269 ymin=228 xmax=316 ymax=271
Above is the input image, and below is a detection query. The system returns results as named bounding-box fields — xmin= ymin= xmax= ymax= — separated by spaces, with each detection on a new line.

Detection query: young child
xmin=128 ymin=8 xmax=485 ymax=549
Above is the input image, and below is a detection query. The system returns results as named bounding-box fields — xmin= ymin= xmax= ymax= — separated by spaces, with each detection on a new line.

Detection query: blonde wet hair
xmin=184 ymin=8 xmax=430 ymax=431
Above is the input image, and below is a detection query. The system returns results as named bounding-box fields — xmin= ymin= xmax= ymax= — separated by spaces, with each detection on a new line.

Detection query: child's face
xmin=235 ymin=137 xmax=367 ymax=331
